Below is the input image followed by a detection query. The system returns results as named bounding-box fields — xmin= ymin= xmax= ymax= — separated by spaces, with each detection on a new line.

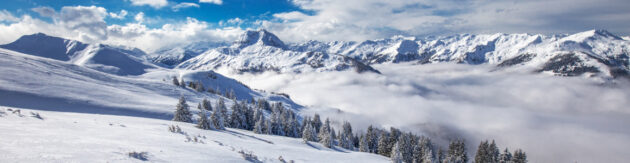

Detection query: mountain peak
xmin=235 ymin=29 xmax=285 ymax=48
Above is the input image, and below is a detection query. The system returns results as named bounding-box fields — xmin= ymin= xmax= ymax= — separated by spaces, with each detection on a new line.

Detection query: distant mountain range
xmin=2 ymin=29 xmax=628 ymax=78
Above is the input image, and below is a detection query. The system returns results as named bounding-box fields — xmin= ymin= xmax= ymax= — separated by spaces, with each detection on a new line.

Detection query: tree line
xmin=171 ymin=77 xmax=527 ymax=163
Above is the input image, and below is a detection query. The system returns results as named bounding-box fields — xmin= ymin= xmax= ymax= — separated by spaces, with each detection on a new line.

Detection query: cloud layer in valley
xmin=221 ymin=63 xmax=630 ymax=163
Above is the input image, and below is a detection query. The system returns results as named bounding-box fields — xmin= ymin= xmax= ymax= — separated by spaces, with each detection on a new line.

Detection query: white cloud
xmin=134 ymin=12 xmax=145 ymax=23
xmin=172 ymin=2 xmax=200 ymax=12
xmin=104 ymin=17 xmax=244 ymax=52
xmin=0 ymin=10 xmax=19 ymax=22
xmin=129 ymin=0 xmax=168 ymax=8
xmin=30 ymin=7 xmax=56 ymax=17
xmin=0 ymin=8 xmax=243 ymax=52
xmin=57 ymin=6 xmax=109 ymax=41
xmin=199 ymin=0 xmax=222 ymax=5
xmin=259 ymin=0 xmax=630 ymax=43
xmin=223 ymin=63 xmax=630 ymax=163
xmin=109 ymin=10 xmax=128 ymax=19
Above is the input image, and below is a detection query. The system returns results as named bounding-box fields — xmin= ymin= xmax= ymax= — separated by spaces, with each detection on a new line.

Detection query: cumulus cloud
xmin=258 ymin=0 xmax=630 ymax=42
xmin=134 ymin=12 xmax=144 ymax=22
xmin=30 ymin=7 xmax=56 ymax=17
xmin=222 ymin=63 xmax=630 ymax=163
xmin=129 ymin=0 xmax=168 ymax=8
xmin=109 ymin=10 xmax=128 ymax=19
xmin=172 ymin=2 xmax=200 ymax=12
xmin=57 ymin=6 xmax=109 ymax=41
xmin=0 ymin=7 xmax=244 ymax=52
xmin=199 ymin=0 xmax=222 ymax=5
xmin=104 ymin=17 xmax=244 ymax=51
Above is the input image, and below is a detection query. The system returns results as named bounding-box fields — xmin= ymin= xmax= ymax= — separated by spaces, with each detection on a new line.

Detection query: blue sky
xmin=0 ymin=0 xmax=628 ymax=51
xmin=3 ymin=0 xmax=303 ymax=28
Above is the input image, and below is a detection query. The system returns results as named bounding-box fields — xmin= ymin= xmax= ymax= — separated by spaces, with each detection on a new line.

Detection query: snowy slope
xmin=0 ymin=107 xmax=388 ymax=162
xmin=0 ymin=47 xmax=300 ymax=118
xmin=0 ymin=33 xmax=157 ymax=76
xmin=176 ymin=29 xmax=380 ymax=74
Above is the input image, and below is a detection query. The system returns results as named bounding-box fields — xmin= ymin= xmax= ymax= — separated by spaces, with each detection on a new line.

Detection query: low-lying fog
xmin=221 ymin=63 xmax=630 ymax=163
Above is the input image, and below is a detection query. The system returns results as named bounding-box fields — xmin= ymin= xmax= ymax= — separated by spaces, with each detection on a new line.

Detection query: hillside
xmin=0 ymin=107 xmax=387 ymax=162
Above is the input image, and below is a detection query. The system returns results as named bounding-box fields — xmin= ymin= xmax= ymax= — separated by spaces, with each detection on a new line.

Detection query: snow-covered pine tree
xmin=378 ymin=132 xmax=391 ymax=157
xmin=230 ymin=101 xmax=246 ymax=129
xmin=202 ymin=98 xmax=212 ymax=111
xmin=490 ymin=140 xmax=500 ymax=163
xmin=391 ymin=141 xmax=404 ymax=163
xmin=413 ymin=136 xmax=434 ymax=163
xmin=289 ymin=116 xmax=301 ymax=138
xmin=301 ymin=116 xmax=311 ymax=134
xmin=499 ymin=148 xmax=512 ymax=163
xmin=172 ymin=76 xmax=180 ymax=86
xmin=475 ymin=140 xmax=491 ymax=163
xmin=302 ymin=122 xmax=317 ymax=142
xmin=366 ymin=125 xmax=379 ymax=153
xmin=339 ymin=121 xmax=354 ymax=150
xmin=388 ymin=127 xmax=402 ymax=155
xmin=196 ymin=109 xmax=214 ymax=130
xmin=318 ymin=118 xmax=331 ymax=141
xmin=359 ymin=134 xmax=369 ymax=152
xmin=179 ymin=78 xmax=186 ymax=88
xmin=312 ymin=114 xmax=322 ymax=134
xmin=512 ymin=149 xmax=527 ymax=163
xmin=263 ymin=118 xmax=272 ymax=135
xmin=172 ymin=96 xmax=192 ymax=122
xmin=210 ymin=107 xmax=225 ymax=130
xmin=254 ymin=116 xmax=265 ymax=134
xmin=320 ymin=126 xmax=334 ymax=148
xmin=216 ymin=98 xmax=228 ymax=125
xmin=446 ymin=139 xmax=468 ymax=163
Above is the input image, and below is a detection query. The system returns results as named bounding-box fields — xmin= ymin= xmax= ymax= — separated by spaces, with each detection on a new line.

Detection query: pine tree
xmin=210 ymin=107 xmax=225 ymax=130
xmin=254 ymin=116 xmax=265 ymax=134
xmin=512 ymin=149 xmax=527 ymax=163
xmin=216 ymin=98 xmax=228 ymax=125
xmin=339 ymin=121 xmax=354 ymax=150
xmin=391 ymin=141 xmax=404 ymax=163
xmin=490 ymin=140 xmax=500 ymax=163
xmin=378 ymin=132 xmax=391 ymax=157
xmin=446 ymin=139 xmax=468 ymax=163
xmin=320 ymin=127 xmax=334 ymax=148
xmin=359 ymin=134 xmax=369 ymax=152
xmin=413 ymin=136 xmax=434 ymax=163
xmin=172 ymin=96 xmax=192 ymax=122
xmin=302 ymin=122 xmax=317 ymax=142
xmin=475 ymin=140 xmax=490 ymax=163
xmin=366 ymin=125 xmax=379 ymax=153
xmin=201 ymin=98 xmax=212 ymax=111
xmin=179 ymin=78 xmax=186 ymax=88
xmin=172 ymin=76 xmax=180 ymax=86
xmin=499 ymin=148 xmax=512 ymax=163
xmin=196 ymin=109 xmax=214 ymax=130
xmin=312 ymin=114 xmax=322 ymax=134
xmin=318 ymin=118 xmax=331 ymax=141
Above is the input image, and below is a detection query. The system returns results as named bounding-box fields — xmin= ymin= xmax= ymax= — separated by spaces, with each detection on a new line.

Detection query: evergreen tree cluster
xmin=475 ymin=140 xmax=527 ymax=163
xmin=172 ymin=96 xmax=527 ymax=163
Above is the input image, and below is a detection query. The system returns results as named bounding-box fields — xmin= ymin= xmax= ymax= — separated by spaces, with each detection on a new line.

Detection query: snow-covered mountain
xmin=0 ymin=33 xmax=156 ymax=76
xmin=176 ymin=29 xmax=381 ymax=74
xmin=166 ymin=29 xmax=630 ymax=78
xmin=148 ymin=41 xmax=229 ymax=67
